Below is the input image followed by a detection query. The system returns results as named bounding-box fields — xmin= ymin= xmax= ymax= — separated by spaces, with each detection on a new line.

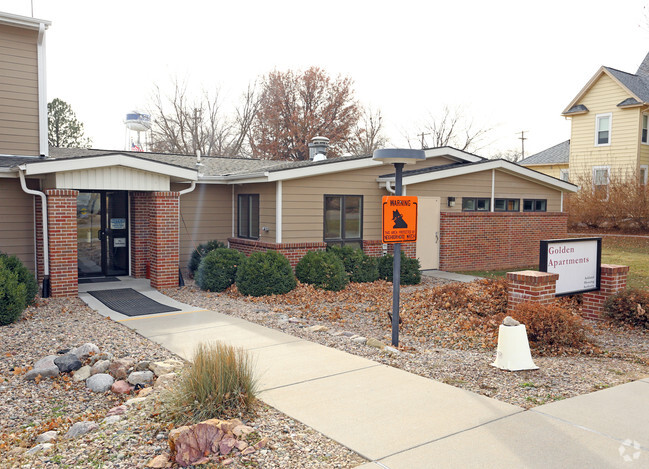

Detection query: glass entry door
xmin=77 ymin=191 xmax=129 ymax=277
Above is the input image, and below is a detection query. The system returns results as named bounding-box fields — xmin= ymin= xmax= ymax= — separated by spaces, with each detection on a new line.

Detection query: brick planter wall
xmin=228 ymin=238 xmax=327 ymax=267
xmin=506 ymin=270 xmax=559 ymax=313
xmin=149 ymin=192 xmax=180 ymax=290
xmin=362 ymin=240 xmax=416 ymax=258
xmin=440 ymin=212 xmax=568 ymax=271
xmin=46 ymin=189 xmax=78 ymax=297
xmin=582 ymin=264 xmax=629 ymax=320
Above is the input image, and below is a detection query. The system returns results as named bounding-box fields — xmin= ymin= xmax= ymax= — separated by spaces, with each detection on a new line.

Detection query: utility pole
xmin=419 ymin=132 xmax=430 ymax=149
xmin=517 ymin=130 xmax=528 ymax=159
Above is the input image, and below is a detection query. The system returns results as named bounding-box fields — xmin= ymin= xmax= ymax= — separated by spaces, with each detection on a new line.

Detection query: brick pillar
xmin=506 ymin=270 xmax=559 ymax=313
xmin=149 ymin=191 xmax=179 ymax=289
xmin=130 ymin=192 xmax=150 ymax=279
xmin=35 ymin=196 xmax=44 ymax=282
xmin=46 ymin=189 xmax=78 ymax=297
xmin=582 ymin=264 xmax=629 ymax=321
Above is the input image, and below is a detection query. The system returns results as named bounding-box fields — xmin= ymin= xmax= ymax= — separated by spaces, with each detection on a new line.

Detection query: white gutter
xmin=37 ymin=23 xmax=48 ymax=157
xmin=384 ymin=181 xmax=395 ymax=194
xmin=18 ymin=168 xmax=50 ymax=297
xmin=491 ymin=169 xmax=495 ymax=212
xmin=276 ymin=181 xmax=282 ymax=243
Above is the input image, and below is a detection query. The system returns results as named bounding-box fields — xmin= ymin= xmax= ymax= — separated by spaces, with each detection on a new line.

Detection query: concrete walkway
xmin=80 ymin=279 xmax=649 ymax=468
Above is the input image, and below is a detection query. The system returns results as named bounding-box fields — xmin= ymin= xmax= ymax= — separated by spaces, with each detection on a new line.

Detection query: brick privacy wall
xmin=45 ymin=189 xmax=78 ymax=297
xmin=228 ymin=238 xmax=327 ymax=267
xmin=582 ymin=264 xmax=629 ymax=321
xmin=130 ymin=192 xmax=150 ymax=279
xmin=362 ymin=240 xmax=416 ymax=258
xmin=506 ymin=271 xmax=559 ymax=313
xmin=440 ymin=212 xmax=568 ymax=271
xmin=149 ymin=192 xmax=180 ymax=289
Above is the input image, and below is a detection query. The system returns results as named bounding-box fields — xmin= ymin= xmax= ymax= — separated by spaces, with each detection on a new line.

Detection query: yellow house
xmin=518 ymin=140 xmax=570 ymax=181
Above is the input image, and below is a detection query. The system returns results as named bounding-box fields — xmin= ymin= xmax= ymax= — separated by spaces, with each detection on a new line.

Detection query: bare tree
xmin=408 ymin=105 xmax=491 ymax=153
xmin=491 ymin=148 xmax=523 ymax=162
xmin=344 ymin=107 xmax=388 ymax=156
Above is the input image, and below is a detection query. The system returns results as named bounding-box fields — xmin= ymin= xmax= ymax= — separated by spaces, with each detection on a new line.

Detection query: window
xmin=560 ymin=169 xmax=570 ymax=182
xmin=595 ymin=113 xmax=612 ymax=146
xmin=643 ymin=114 xmax=648 ymax=144
xmin=494 ymin=198 xmax=520 ymax=212
xmin=523 ymin=199 xmax=547 ymax=212
xmin=237 ymin=194 xmax=259 ymax=239
xmin=641 ymin=165 xmax=648 ymax=185
xmin=324 ymin=195 xmax=362 ymax=248
xmin=462 ymin=197 xmax=490 ymax=211
xmin=592 ymin=166 xmax=610 ymax=199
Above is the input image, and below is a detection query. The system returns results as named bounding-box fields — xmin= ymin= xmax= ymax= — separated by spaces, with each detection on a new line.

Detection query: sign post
xmin=373 ymin=149 xmax=425 ymax=347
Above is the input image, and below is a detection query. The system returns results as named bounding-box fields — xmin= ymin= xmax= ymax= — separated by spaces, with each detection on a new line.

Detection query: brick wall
xmin=46 ymin=189 xmax=78 ymax=297
xmin=149 ymin=192 xmax=180 ymax=289
xmin=35 ymin=196 xmax=44 ymax=282
xmin=506 ymin=270 xmax=559 ymax=313
xmin=582 ymin=264 xmax=629 ymax=320
xmin=228 ymin=238 xmax=327 ymax=267
xmin=362 ymin=240 xmax=416 ymax=258
xmin=440 ymin=212 xmax=568 ymax=271
xmin=130 ymin=192 xmax=150 ymax=279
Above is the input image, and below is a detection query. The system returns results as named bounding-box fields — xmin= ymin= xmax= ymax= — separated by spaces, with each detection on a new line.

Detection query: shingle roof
xmin=0 ymin=155 xmax=42 ymax=168
xmin=379 ymin=162 xmax=469 ymax=178
xmin=563 ymin=104 xmax=589 ymax=115
xmin=518 ymin=140 xmax=570 ymax=166
xmin=605 ymin=66 xmax=649 ymax=103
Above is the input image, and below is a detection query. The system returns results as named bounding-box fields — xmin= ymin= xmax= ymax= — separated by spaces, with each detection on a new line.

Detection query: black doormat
xmin=88 ymin=288 xmax=181 ymax=316
xmin=79 ymin=277 xmax=119 ymax=284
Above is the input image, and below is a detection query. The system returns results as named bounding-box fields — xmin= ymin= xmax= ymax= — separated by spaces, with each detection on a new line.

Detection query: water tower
xmin=124 ymin=111 xmax=151 ymax=152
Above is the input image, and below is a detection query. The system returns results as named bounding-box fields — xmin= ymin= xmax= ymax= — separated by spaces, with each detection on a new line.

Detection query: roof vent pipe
xmin=308 ymin=136 xmax=329 ymax=161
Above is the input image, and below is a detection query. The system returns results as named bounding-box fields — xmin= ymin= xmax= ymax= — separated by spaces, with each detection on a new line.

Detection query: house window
xmin=592 ymin=166 xmax=610 ymax=198
xmin=494 ymin=198 xmax=520 ymax=212
xmin=523 ymin=199 xmax=547 ymax=212
xmin=324 ymin=195 xmax=362 ymax=248
xmin=560 ymin=169 xmax=570 ymax=182
xmin=643 ymin=115 xmax=648 ymax=144
xmin=238 ymin=194 xmax=259 ymax=239
xmin=595 ymin=113 xmax=612 ymax=146
xmin=641 ymin=165 xmax=648 ymax=185
xmin=462 ymin=197 xmax=490 ymax=211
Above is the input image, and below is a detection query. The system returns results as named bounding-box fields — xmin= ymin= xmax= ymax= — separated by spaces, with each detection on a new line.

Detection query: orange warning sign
xmin=382 ymin=196 xmax=418 ymax=244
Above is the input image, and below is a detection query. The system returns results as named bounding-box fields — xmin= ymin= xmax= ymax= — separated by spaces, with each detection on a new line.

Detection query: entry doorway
xmin=77 ymin=191 xmax=129 ymax=277
xmin=416 ymin=197 xmax=441 ymax=270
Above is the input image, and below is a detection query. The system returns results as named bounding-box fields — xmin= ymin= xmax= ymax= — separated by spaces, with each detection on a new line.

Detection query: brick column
xmin=46 ymin=189 xmax=78 ymax=297
xmin=130 ymin=192 xmax=150 ymax=279
xmin=582 ymin=264 xmax=629 ymax=320
xmin=35 ymin=196 xmax=44 ymax=282
xmin=149 ymin=191 xmax=179 ymax=289
xmin=506 ymin=270 xmax=559 ymax=313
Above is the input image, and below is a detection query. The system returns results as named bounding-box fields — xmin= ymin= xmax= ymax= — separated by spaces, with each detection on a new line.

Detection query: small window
xmin=592 ymin=166 xmax=610 ymax=199
xmin=643 ymin=115 xmax=648 ymax=144
xmin=494 ymin=198 xmax=520 ymax=212
xmin=560 ymin=169 xmax=570 ymax=182
xmin=641 ymin=165 xmax=648 ymax=185
xmin=462 ymin=197 xmax=490 ymax=211
xmin=324 ymin=195 xmax=363 ymax=247
xmin=238 ymin=194 xmax=259 ymax=239
xmin=595 ymin=113 xmax=611 ymax=146
xmin=523 ymin=199 xmax=547 ymax=212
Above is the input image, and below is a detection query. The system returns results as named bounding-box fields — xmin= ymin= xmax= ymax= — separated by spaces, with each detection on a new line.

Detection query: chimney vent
xmin=308 ymin=136 xmax=329 ymax=161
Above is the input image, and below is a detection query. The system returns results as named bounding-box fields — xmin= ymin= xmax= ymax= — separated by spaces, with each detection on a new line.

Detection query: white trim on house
xmin=560 ymin=169 xmax=570 ymax=181
xmin=595 ymin=113 xmax=612 ymax=147
xmin=276 ymin=180 xmax=282 ymax=243
xmin=642 ymin=114 xmax=649 ymax=145
xmin=640 ymin=165 xmax=648 ymax=185
xmin=0 ymin=11 xmax=51 ymax=30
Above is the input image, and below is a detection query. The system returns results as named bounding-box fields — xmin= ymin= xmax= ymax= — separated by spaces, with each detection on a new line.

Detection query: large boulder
xmin=71 ymin=343 xmax=100 ymax=361
xmin=90 ymin=359 xmax=110 ymax=376
xmin=65 ymin=421 xmax=98 ymax=438
xmin=127 ymin=370 xmax=154 ymax=386
xmin=54 ymin=353 xmax=82 ymax=373
xmin=149 ymin=359 xmax=184 ymax=377
xmin=24 ymin=355 xmax=60 ymax=381
xmin=86 ymin=373 xmax=114 ymax=393
xmin=73 ymin=365 xmax=91 ymax=382
xmin=109 ymin=358 xmax=133 ymax=380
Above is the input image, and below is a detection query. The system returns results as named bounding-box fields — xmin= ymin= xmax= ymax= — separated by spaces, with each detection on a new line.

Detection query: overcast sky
xmin=1 ymin=0 xmax=648 ymax=157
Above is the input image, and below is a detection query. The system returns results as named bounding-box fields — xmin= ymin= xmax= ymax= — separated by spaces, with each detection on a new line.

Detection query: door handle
xmin=97 ymin=229 xmax=103 ymax=240
xmin=435 ymin=232 xmax=439 ymax=243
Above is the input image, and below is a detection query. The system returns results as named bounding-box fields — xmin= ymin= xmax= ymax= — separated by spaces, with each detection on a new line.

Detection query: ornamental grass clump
xmin=163 ymin=341 xmax=257 ymax=424
xmin=604 ymin=288 xmax=649 ymax=328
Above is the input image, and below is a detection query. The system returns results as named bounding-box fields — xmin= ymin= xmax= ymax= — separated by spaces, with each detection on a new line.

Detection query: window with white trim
xmin=592 ymin=166 xmax=610 ymax=199
xmin=237 ymin=194 xmax=259 ymax=239
xmin=595 ymin=113 xmax=612 ymax=146
xmin=643 ymin=114 xmax=648 ymax=144
xmin=641 ymin=165 xmax=648 ymax=185
xmin=522 ymin=199 xmax=547 ymax=212
xmin=560 ymin=169 xmax=570 ymax=182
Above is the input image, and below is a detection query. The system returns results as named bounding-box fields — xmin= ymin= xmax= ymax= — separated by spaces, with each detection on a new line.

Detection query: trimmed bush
xmin=163 ymin=341 xmax=257 ymax=423
xmin=295 ymin=251 xmax=348 ymax=291
xmin=0 ymin=259 xmax=27 ymax=326
xmin=188 ymin=240 xmax=227 ymax=277
xmin=0 ymin=253 xmax=38 ymax=306
xmin=236 ymin=251 xmax=296 ymax=297
xmin=328 ymin=246 xmax=379 ymax=283
xmin=195 ymin=248 xmax=245 ymax=292
xmin=377 ymin=252 xmax=421 ymax=285
xmin=604 ymin=288 xmax=649 ymax=328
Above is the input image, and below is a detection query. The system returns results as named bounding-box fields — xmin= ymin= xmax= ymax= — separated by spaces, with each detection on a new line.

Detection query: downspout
xmin=276 ymin=181 xmax=282 ymax=244
xmin=18 ymin=168 xmax=50 ymax=297
xmin=384 ymin=181 xmax=396 ymax=194
xmin=177 ymin=181 xmax=196 ymax=286
xmin=490 ymin=169 xmax=495 ymax=212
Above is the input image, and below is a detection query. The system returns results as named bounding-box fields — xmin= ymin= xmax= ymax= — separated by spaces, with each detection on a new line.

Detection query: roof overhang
xmin=0 ymin=11 xmax=51 ymax=30
xmin=377 ymin=159 xmax=578 ymax=192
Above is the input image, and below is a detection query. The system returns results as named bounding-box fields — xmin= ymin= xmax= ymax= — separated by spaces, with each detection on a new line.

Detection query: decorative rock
xmin=71 ymin=343 xmax=99 ymax=361
xmin=86 ymin=373 xmax=115 ymax=393
xmin=125 ymin=397 xmax=147 ymax=407
xmin=384 ymin=346 xmax=400 ymax=354
xmin=89 ymin=352 xmax=113 ymax=365
xmin=352 ymin=336 xmax=367 ymax=344
xmin=106 ymin=405 xmax=127 ymax=417
xmin=102 ymin=415 xmax=122 ymax=425
xmin=73 ymin=365 xmax=91 ymax=382
xmin=34 ymin=355 xmax=58 ymax=369
xmin=135 ymin=361 xmax=150 ymax=371
xmin=288 ymin=317 xmax=303 ymax=324
xmin=219 ymin=435 xmax=236 ymax=455
xmin=149 ymin=359 xmax=183 ymax=377
xmin=146 ymin=454 xmax=170 ymax=468
xmin=26 ymin=443 xmax=53 ymax=455
xmin=109 ymin=358 xmax=133 ymax=380
xmin=54 ymin=353 xmax=83 ymax=373
xmin=91 ymin=359 xmax=110 ymax=375
xmin=127 ymin=370 xmax=154 ymax=386
xmin=340 ymin=331 xmax=356 ymax=338
xmin=65 ymin=421 xmax=98 ymax=438
xmin=232 ymin=424 xmax=254 ymax=438
xmin=307 ymin=325 xmax=328 ymax=332
xmin=35 ymin=431 xmax=58 ymax=444
xmin=111 ymin=380 xmax=134 ymax=394
xmin=24 ymin=356 xmax=60 ymax=380
xmin=138 ymin=387 xmax=154 ymax=398
xmin=154 ymin=373 xmax=177 ymax=390
xmin=367 ymin=338 xmax=386 ymax=349
xmin=503 ymin=316 xmax=521 ymax=327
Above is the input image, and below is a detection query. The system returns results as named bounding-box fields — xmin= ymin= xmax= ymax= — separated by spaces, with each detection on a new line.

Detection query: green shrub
xmin=0 ymin=253 xmax=38 ymax=306
xmin=236 ymin=251 xmax=296 ymax=297
xmin=0 ymin=259 xmax=27 ymax=326
xmin=162 ymin=341 xmax=257 ymax=423
xmin=328 ymin=245 xmax=379 ymax=283
xmin=188 ymin=240 xmax=227 ymax=277
xmin=377 ymin=252 xmax=421 ymax=285
xmin=604 ymin=288 xmax=649 ymax=328
xmin=296 ymin=251 xmax=348 ymax=291
xmin=195 ymin=248 xmax=245 ymax=292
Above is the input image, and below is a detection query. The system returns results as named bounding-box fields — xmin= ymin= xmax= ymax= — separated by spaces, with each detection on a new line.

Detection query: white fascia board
xmin=423 ymin=147 xmax=483 ymax=162
xmin=0 ymin=12 xmax=51 ymax=30
xmin=379 ymin=160 xmax=578 ymax=192
xmin=21 ymin=154 xmax=198 ymax=180
xmin=264 ymin=158 xmax=381 ymax=182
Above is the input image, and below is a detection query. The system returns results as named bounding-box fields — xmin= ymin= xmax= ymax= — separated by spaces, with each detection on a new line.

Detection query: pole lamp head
xmin=372 ymin=148 xmax=426 ymax=165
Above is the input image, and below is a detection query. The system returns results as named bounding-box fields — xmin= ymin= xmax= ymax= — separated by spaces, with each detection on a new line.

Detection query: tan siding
xmin=0 ymin=178 xmax=36 ymax=271
xmin=569 ymin=74 xmax=640 ymax=182
xmin=520 ymin=164 xmax=567 ymax=179
xmin=0 ymin=24 xmax=39 ymax=156
xmin=233 ymin=183 xmax=276 ymax=243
